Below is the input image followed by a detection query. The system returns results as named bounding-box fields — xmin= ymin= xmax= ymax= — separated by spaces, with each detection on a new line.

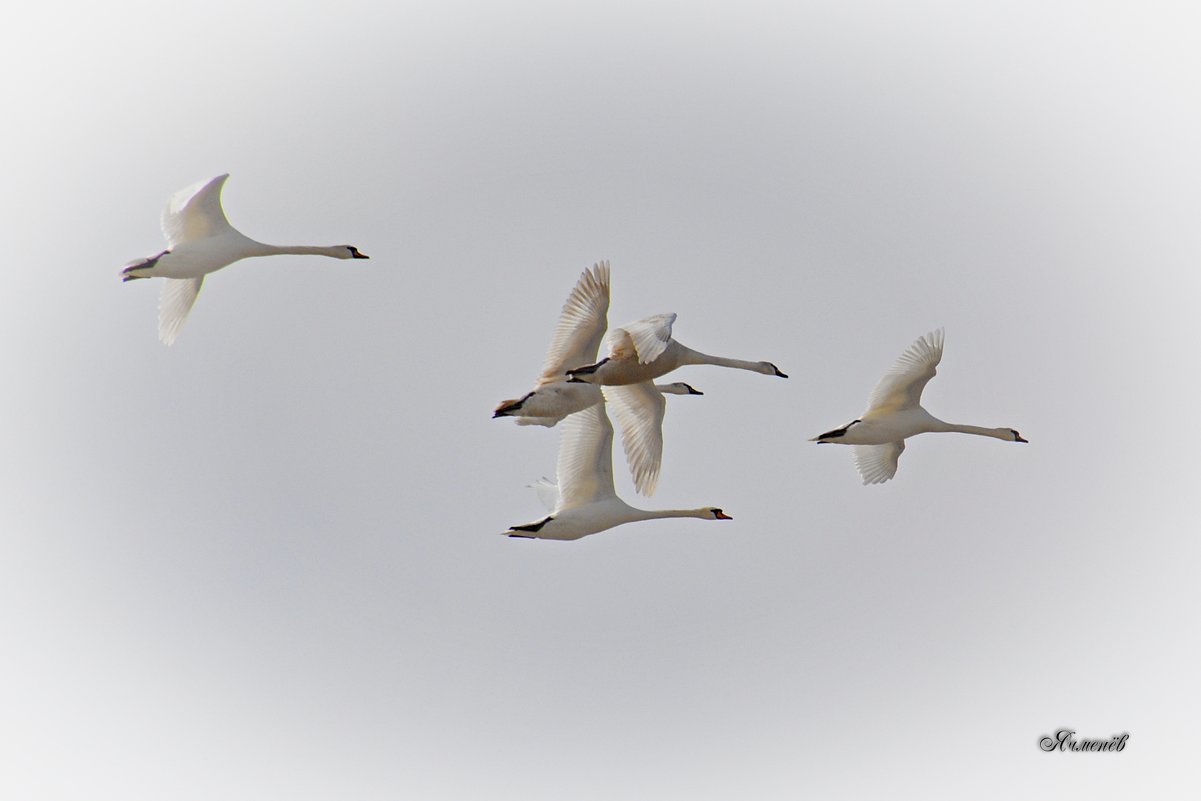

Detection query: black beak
xmin=682 ymin=383 xmax=703 ymax=395
xmin=350 ymin=247 xmax=370 ymax=259
xmin=1015 ymin=434 xmax=1028 ymax=443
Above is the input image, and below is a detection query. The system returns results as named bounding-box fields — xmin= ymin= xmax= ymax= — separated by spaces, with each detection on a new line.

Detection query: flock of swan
xmin=122 ymin=175 xmax=1027 ymax=539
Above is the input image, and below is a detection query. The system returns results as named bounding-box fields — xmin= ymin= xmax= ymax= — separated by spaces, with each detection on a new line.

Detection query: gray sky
xmin=2 ymin=1 xmax=1199 ymax=798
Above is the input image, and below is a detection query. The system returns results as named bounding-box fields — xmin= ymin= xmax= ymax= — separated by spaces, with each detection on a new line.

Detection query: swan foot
xmin=493 ymin=392 xmax=533 ymax=417
xmin=120 ymin=250 xmax=169 ymax=280
xmin=507 ymin=516 xmax=552 ymax=536
xmin=566 ymin=357 xmax=608 ymax=382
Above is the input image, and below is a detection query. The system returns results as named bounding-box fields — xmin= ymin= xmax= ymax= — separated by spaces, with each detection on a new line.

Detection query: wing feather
xmin=158 ymin=277 xmax=204 ymax=346
xmin=555 ymin=403 xmax=617 ymax=508
xmin=160 ymin=174 xmax=234 ymax=248
xmin=538 ymin=262 xmax=610 ymax=380
xmin=605 ymin=312 xmax=675 ymax=364
xmin=852 ymin=441 xmax=906 ymax=485
xmin=865 ymin=328 xmax=945 ymax=414
xmin=603 ymin=381 xmax=666 ymax=496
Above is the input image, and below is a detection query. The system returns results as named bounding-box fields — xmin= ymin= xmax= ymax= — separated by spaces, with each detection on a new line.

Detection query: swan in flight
xmin=496 ymin=381 xmax=703 ymax=427
xmin=492 ymin=261 xmax=613 ymax=426
xmin=565 ymin=312 xmax=788 ymax=386
xmin=120 ymin=174 xmax=369 ymax=345
xmin=811 ymin=329 xmax=1027 ymax=484
xmin=503 ymin=402 xmax=732 ymax=541
xmin=494 ymin=262 xmax=702 ymax=496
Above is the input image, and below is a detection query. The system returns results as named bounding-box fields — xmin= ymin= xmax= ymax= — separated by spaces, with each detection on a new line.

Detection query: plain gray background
xmin=2 ymin=1 xmax=1198 ymax=798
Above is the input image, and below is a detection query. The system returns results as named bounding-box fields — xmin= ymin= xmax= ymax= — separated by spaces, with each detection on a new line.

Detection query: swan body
xmin=811 ymin=329 xmax=1027 ymax=484
xmin=498 ymin=379 xmax=703 ymax=494
xmin=495 ymin=262 xmax=703 ymax=495
xmin=120 ymin=174 xmax=369 ymax=345
xmin=503 ymin=403 xmax=732 ymax=541
xmin=495 ymin=261 xmax=612 ymax=424
xmin=497 ymin=381 xmax=702 ymax=427
xmin=566 ymin=312 xmax=788 ymax=386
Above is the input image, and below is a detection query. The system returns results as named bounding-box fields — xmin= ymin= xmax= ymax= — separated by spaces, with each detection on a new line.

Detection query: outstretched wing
xmin=158 ymin=277 xmax=204 ymax=346
xmin=161 ymin=174 xmax=234 ymax=248
xmin=555 ymin=403 xmax=617 ymax=509
xmin=605 ymin=312 xmax=676 ymax=363
xmin=852 ymin=441 xmax=906 ymax=485
xmin=603 ymin=381 xmax=667 ymax=496
xmin=865 ymin=329 xmax=945 ymax=415
xmin=539 ymin=261 xmax=610 ymax=380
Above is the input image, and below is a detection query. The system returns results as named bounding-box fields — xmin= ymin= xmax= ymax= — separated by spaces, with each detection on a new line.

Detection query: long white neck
xmin=631 ymin=507 xmax=713 ymax=522
xmin=244 ymin=242 xmax=349 ymax=258
xmin=931 ymin=421 xmax=1014 ymax=439
xmin=677 ymin=345 xmax=774 ymax=375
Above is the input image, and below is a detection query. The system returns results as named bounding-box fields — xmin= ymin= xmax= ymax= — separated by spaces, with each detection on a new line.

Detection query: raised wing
xmin=603 ymin=381 xmax=666 ymax=496
xmin=539 ymin=261 xmax=610 ymax=380
xmin=606 ymin=312 xmax=675 ymax=363
xmin=158 ymin=277 xmax=204 ymax=346
xmin=160 ymin=174 xmax=234 ymax=248
xmin=555 ymin=403 xmax=617 ymax=509
xmin=852 ymin=441 xmax=906 ymax=485
xmin=865 ymin=328 xmax=945 ymax=414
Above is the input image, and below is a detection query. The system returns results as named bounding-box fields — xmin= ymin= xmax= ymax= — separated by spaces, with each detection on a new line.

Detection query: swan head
xmin=660 ymin=382 xmax=703 ymax=396
xmin=340 ymin=246 xmax=369 ymax=259
xmin=760 ymin=361 xmax=787 ymax=378
xmin=1008 ymin=429 xmax=1028 ymax=443
xmin=705 ymin=508 xmax=733 ymax=520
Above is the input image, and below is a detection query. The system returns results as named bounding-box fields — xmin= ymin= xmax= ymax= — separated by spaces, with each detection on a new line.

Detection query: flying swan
xmin=503 ymin=402 xmax=732 ymax=540
xmin=120 ymin=174 xmax=369 ymax=345
xmin=566 ymin=312 xmax=787 ymax=386
xmin=811 ymin=329 xmax=1027 ymax=484
xmin=494 ymin=262 xmax=702 ymax=496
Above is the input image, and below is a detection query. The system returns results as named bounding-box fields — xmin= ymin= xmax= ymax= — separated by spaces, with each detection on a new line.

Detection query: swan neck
xmin=246 ymin=242 xmax=345 ymax=258
xmin=678 ymin=346 xmax=760 ymax=373
xmin=937 ymin=422 xmax=1009 ymax=439
xmin=637 ymin=508 xmax=706 ymax=521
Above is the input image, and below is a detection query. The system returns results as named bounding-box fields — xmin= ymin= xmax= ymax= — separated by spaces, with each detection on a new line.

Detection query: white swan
xmin=565 ymin=312 xmax=788 ymax=386
xmin=499 ymin=379 xmax=702 ymax=497
xmin=120 ymin=174 xmax=369 ymax=345
xmin=493 ymin=262 xmax=702 ymax=496
xmin=503 ymin=402 xmax=732 ymax=541
xmin=497 ymin=381 xmax=703 ymax=427
xmin=493 ymin=261 xmax=612 ymax=426
xmin=811 ymin=329 xmax=1027 ymax=484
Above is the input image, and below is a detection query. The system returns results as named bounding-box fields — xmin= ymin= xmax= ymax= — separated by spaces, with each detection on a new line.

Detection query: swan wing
xmin=865 ymin=328 xmax=944 ymax=414
xmin=528 ymin=477 xmax=561 ymax=512
xmin=852 ymin=441 xmax=906 ymax=485
xmin=158 ymin=277 xmax=204 ymax=346
xmin=603 ymin=381 xmax=666 ymax=496
xmin=539 ymin=261 xmax=610 ymax=380
xmin=555 ymin=403 xmax=617 ymax=509
xmin=161 ymin=174 xmax=235 ymax=248
xmin=606 ymin=312 xmax=676 ymax=363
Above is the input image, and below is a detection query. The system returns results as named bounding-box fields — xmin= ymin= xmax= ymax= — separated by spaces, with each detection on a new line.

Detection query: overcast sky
xmin=2 ymin=1 xmax=1199 ymax=798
